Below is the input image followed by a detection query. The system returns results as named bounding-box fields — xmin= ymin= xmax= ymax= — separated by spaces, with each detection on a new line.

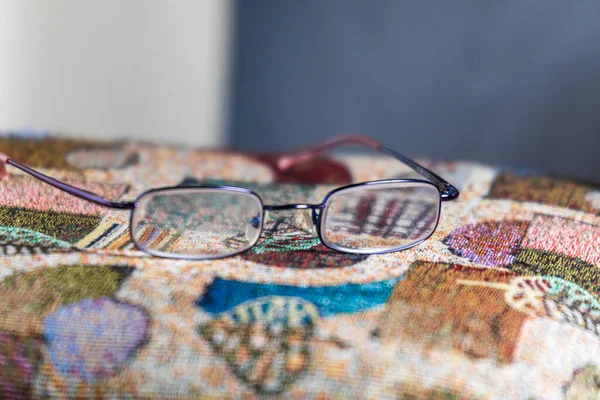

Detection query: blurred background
xmin=1 ymin=1 xmax=599 ymax=181
xmin=0 ymin=0 xmax=232 ymax=146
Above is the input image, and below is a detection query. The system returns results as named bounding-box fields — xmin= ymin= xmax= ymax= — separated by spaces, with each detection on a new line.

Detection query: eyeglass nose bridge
xmin=263 ymin=203 xmax=323 ymax=238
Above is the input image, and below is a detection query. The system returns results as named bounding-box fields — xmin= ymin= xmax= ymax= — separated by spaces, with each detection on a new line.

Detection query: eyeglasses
xmin=0 ymin=135 xmax=459 ymax=260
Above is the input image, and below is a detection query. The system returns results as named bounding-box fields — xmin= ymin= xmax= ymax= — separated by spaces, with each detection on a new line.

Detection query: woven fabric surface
xmin=0 ymin=135 xmax=599 ymax=399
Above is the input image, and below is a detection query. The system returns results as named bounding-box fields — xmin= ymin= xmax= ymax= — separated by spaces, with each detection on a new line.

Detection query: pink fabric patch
xmin=0 ymin=175 xmax=128 ymax=215
xmin=522 ymin=215 xmax=600 ymax=265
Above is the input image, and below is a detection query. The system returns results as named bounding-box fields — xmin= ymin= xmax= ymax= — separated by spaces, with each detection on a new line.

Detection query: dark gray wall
xmin=231 ymin=1 xmax=600 ymax=182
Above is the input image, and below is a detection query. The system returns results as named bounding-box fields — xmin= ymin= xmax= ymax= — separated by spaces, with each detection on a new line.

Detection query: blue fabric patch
xmin=196 ymin=276 xmax=402 ymax=317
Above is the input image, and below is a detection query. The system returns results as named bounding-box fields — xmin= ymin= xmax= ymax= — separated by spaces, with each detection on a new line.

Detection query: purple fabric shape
xmin=443 ymin=220 xmax=529 ymax=266
xmin=0 ymin=333 xmax=42 ymax=399
xmin=43 ymin=297 xmax=148 ymax=382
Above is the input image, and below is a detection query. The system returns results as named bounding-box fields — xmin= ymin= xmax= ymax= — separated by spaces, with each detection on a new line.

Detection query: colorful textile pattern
xmin=0 ymin=135 xmax=599 ymax=399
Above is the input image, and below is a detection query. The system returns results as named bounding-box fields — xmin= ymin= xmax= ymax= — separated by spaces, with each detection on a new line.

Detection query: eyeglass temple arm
xmin=276 ymin=135 xmax=460 ymax=201
xmin=0 ymin=152 xmax=135 ymax=209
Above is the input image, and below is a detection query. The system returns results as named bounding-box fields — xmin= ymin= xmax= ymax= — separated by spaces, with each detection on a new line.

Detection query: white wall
xmin=0 ymin=0 xmax=232 ymax=146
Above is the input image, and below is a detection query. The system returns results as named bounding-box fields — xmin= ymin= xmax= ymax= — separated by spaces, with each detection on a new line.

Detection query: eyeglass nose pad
xmin=301 ymin=209 xmax=318 ymax=238
xmin=245 ymin=213 xmax=262 ymax=242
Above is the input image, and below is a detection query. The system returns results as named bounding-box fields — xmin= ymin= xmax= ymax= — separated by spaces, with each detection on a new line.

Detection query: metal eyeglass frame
xmin=0 ymin=135 xmax=459 ymax=259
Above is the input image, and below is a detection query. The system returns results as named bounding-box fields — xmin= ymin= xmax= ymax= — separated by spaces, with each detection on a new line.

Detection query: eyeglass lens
xmin=131 ymin=188 xmax=263 ymax=258
xmin=321 ymin=183 xmax=440 ymax=253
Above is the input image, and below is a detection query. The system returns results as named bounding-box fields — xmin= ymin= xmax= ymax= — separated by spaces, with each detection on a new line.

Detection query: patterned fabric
xmin=0 ymin=135 xmax=599 ymax=399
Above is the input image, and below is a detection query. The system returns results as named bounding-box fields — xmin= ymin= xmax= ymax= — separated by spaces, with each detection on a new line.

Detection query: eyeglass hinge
xmin=440 ymin=184 xmax=460 ymax=201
